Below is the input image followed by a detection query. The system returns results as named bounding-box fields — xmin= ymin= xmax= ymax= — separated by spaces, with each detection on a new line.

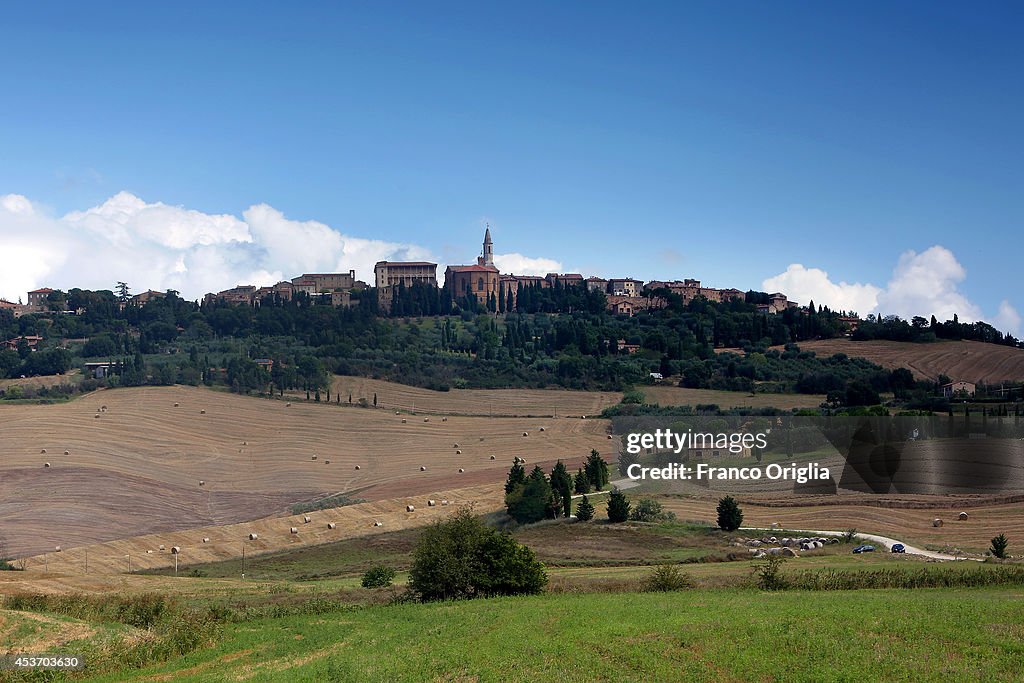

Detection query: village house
xmin=941 ymin=381 xmax=976 ymax=398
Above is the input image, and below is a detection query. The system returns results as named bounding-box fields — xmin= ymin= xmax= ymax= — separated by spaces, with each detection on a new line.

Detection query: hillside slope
xmin=0 ymin=386 xmax=609 ymax=557
xmin=784 ymin=339 xmax=1024 ymax=384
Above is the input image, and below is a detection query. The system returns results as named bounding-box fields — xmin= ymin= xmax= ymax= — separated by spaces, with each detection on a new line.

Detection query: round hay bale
xmin=373 ymin=521 xmax=383 ymax=527
xmin=286 ymin=402 xmax=292 ymax=407
xmin=101 ymin=405 xmax=107 ymax=411
xmin=932 ymin=518 xmax=943 ymax=528
xmin=959 ymin=511 xmax=969 ymax=520
xmin=782 ymin=547 xmax=799 ymax=557
xmin=582 ymin=415 xmax=587 ymax=419
xmin=406 ymin=505 xmax=415 ymax=512
xmin=490 ymin=455 xmax=496 ymax=460
xmin=539 ymin=426 xmax=545 ymax=432
xmin=146 ymin=550 xmax=153 ymax=554
xmin=200 ymin=409 xmax=206 ymax=414
xmin=442 ymin=417 xmax=448 ymax=422
xmin=354 ymin=465 xmax=361 ymax=470
xmin=522 ymin=432 xmax=529 ymax=437
xmin=43 ymin=462 xmax=50 ymax=468
xmin=64 ymin=450 xmax=70 ymax=455
xmin=248 ymin=533 xmax=258 ymax=540
xmin=202 ymin=537 xmax=210 ymax=543
xmin=325 ymin=460 xmax=331 ymax=465
xmin=94 ymin=413 xmax=101 ymax=419
xmin=55 ymin=545 xmax=61 ymax=552
xmin=453 ymin=443 xmax=460 ymax=448
xmin=311 ymin=455 xmax=317 ymax=460
xmin=401 ymin=418 xmax=407 ymax=423
xmin=303 ymin=516 xmax=311 ymax=523
xmin=327 ymin=523 xmax=336 ymax=529
xmin=424 ymin=417 xmax=430 ymax=422
xmin=159 ymin=544 xmax=165 ymax=551
xmin=607 ymin=434 xmax=613 ymax=439
xmin=290 ymin=527 xmax=298 ymax=534
xmin=199 ymin=480 xmax=205 ymax=486
xmin=395 ymin=411 xmax=401 ymax=415
xmin=242 ymin=441 xmax=247 ymax=446
xmin=428 ymin=500 xmax=436 ymax=507
xmin=171 ymin=546 xmax=181 ymax=554
xmin=420 ymin=466 xmax=426 ymax=471
xmin=456 ymin=449 xmax=462 ymax=454
xmin=174 ymin=402 xmax=179 ymax=407
xmin=40 ymin=449 xmax=46 ymax=454
xmin=458 ymin=468 xmax=465 ymax=473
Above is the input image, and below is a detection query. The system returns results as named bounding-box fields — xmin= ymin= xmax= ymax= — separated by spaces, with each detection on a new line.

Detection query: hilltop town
xmin=0 ymin=227 xmax=803 ymax=320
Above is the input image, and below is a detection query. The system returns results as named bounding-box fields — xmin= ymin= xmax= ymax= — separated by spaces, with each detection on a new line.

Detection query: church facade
xmin=444 ymin=227 xmax=501 ymax=305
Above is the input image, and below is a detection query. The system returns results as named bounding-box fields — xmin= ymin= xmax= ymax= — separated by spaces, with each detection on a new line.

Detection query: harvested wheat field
xmin=781 ymin=339 xmax=1024 ymax=384
xmin=327 ymin=376 xmax=621 ymax=417
xmin=658 ymin=496 xmax=1024 ymax=553
xmin=642 ymin=386 xmax=827 ymax=410
xmin=0 ymin=386 xmax=610 ymax=557
xmin=0 ymin=370 xmax=81 ymax=392
xmin=10 ymin=483 xmax=504 ymax=577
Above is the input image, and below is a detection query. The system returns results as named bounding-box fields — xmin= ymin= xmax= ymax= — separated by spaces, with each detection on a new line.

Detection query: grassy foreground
xmin=78 ymin=587 xmax=1024 ymax=682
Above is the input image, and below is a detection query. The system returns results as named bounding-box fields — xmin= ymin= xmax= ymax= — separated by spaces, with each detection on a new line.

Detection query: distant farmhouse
xmin=941 ymin=381 xmax=976 ymax=398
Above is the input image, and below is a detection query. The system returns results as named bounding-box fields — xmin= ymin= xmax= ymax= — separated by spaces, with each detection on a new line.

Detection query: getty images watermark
xmin=623 ymin=428 xmax=832 ymax=483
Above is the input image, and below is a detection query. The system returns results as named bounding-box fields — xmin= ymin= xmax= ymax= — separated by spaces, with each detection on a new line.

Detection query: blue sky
xmin=0 ymin=2 xmax=1021 ymax=331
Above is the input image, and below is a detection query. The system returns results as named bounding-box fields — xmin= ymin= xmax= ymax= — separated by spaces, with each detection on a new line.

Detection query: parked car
xmin=891 ymin=543 xmax=906 ymax=553
xmin=852 ymin=544 xmax=875 ymax=554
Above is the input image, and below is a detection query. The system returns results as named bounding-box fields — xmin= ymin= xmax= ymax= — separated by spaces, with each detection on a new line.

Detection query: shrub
xmin=575 ymin=495 xmax=595 ymax=521
xmin=629 ymin=498 xmax=675 ymax=522
xmin=408 ymin=508 xmax=547 ymax=601
xmin=755 ymin=555 xmax=788 ymax=590
xmin=361 ymin=565 xmax=396 ymax=588
xmin=644 ymin=564 xmax=692 ymax=592
xmin=991 ymin=533 xmax=1009 ymax=559
xmin=607 ymin=489 xmax=630 ymax=523
xmin=716 ymin=496 xmax=743 ymax=532
xmin=841 ymin=528 xmax=858 ymax=544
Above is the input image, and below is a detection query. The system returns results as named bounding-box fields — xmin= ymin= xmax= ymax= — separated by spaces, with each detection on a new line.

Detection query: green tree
xmin=990 ymin=533 xmax=1009 ymax=559
xmin=584 ymin=449 xmax=610 ymax=491
xmin=408 ymin=508 xmax=546 ymax=601
xmin=716 ymin=496 xmax=744 ymax=531
xmin=575 ymin=495 xmax=595 ymax=521
xmin=550 ymin=461 xmax=573 ymax=518
xmin=504 ymin=460 xmax=526 ymax=495
xmin=361 ymin=565 xmax=396 ymax=588
xmin=506 ymin=466 xmax=556 ymax=524
xmin=606 ymin=489 xmax=630 ymax=523
xmin=573 ymin=468 xmax=591 ymax=494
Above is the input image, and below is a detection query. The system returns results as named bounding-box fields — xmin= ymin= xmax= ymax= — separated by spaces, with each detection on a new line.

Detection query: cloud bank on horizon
xmin=0 ymin=191 xmax=562 ymax=305
xmin=763 ymin=246 xmax=1020 ymax=336
xmin=0 ymin=191 xmax=1018 ymax=337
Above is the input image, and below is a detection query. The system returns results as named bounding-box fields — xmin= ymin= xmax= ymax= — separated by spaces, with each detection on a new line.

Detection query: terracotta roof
xmin=29 ymin=287 xmax=53 ymax=294
xmin=446 ymin=264 xmax=499 ymax=273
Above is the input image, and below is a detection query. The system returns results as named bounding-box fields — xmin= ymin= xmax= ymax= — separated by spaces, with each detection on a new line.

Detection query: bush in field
xmin=408 ymin=508 xmax=547 ymax=601
xmin=644 ymin=564 xmax=692 ymax=592
xmin=629 ymin=498 xmax=675 ymax=522
xmin=991 ymin=533 xmax=1009 ymax=559
xmin=716 ymin=496 xmax=743 ymax=532
xmin=606 ymin=489 xmax=630 ymax=523
xmin=755 ymin=555 xmax=788 ymax=590
xmin=575 ymin=495 xmax=595 ymax=521
xmin=361 ymin=565 xmax=396 ymax=588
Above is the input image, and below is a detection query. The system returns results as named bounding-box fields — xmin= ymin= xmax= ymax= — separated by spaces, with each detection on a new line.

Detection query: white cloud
xmin=763 ymin=245 xmax=1020 ymax=336
xmin=874 ymin=246 xmax=983 ymax=322
xmin=493 ymin=253 xmax=563 ymax=276
xmin=762 ymin=264 xmax=881 ymax=315
xmin=0 ymin=192 xmax=435 ymax=301
xmin=994 ymin=300 xmax=1022 ymax=337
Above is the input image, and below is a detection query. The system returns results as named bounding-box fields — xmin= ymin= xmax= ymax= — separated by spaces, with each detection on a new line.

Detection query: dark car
xmin=891 ymin=543 xmax=906 ymax=553
xmin=852 ymin=544 xmax=875 ymax=554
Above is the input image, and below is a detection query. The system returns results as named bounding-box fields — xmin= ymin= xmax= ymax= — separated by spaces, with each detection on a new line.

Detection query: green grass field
xmin=71 ymin=587 xmax=1024 ymax=682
